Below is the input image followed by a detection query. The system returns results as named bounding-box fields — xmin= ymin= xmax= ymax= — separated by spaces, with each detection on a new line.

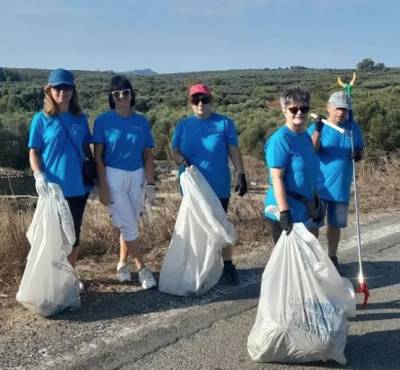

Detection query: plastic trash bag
xmin=159 ymin=166 xmax=236 ymax=296
xmin=16 ymin=183 xmax=80 ymax=317
xmin=247 ymin=219 xmax=356 ymax=365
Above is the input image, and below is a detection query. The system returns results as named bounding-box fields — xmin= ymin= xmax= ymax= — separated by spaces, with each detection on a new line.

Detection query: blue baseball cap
xmin=48 ymin=68 xmax=74 ymax=87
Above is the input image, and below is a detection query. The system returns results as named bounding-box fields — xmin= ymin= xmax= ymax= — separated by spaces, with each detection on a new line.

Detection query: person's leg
xmin=126 ymin=168 xmax=147 ymax=271
xmin=220 ymin=198 xmax=231 ymax=261
xmin=268 ymin=218 xmax=283 ymax=245
xmin=219 ymin=198 xmax=239 ymax=285
xmin=66 ymin=193 xmax=89 ymax=268
xmin=326 ymin=201 xmax=349 ymax=269
xmin=327 ymin=225 xmax=341 ymax=257
xmin=121 ymin=236 xmax=144 ymax=271
xmin=122 ymin=168 xmax=156 ymax=289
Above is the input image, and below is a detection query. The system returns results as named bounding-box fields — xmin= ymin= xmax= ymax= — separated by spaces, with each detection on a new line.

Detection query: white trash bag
xmin=159 ymin=166 xmax=236 ymax=296
xmin=247 ymin=211 xmax=356 ymax=365
xmin=16 ymin=183 xmax=80 ymax=317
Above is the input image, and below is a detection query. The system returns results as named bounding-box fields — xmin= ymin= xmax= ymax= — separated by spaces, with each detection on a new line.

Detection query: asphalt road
xmin=1 ymin=211 xmax=399 ymax=370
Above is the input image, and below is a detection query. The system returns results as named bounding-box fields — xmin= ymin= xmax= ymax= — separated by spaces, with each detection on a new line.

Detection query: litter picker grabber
xmin=339 ymin=73 xmax=369 ymax=305
xmin=349 ymin=126 xmax=369 ymax=306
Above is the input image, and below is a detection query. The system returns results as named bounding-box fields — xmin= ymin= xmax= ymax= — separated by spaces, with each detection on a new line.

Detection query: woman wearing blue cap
xmin=171 ymin=83 xmax=248 ymax=285
xmin=28 ymin=68 xmax=92 ymax=289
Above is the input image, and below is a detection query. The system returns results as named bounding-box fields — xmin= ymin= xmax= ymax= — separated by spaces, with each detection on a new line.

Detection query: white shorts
xmin=106 ymin=166 xmax=145 ymax=241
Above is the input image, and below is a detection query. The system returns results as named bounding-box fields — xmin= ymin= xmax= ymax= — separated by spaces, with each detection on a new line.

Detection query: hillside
xmin=1 ymin=66 xmax=400 ymax=169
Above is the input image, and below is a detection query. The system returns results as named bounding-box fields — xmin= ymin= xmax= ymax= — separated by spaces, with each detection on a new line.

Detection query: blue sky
xmin=1 ymin=0 xmax=399 ymax=73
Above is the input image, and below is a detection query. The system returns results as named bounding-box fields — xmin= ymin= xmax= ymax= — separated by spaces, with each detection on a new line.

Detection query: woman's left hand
xmin=235 ymin=173 xmax=248 ymax=197
xmin=145 ymin=184 xmax=156 ymax=206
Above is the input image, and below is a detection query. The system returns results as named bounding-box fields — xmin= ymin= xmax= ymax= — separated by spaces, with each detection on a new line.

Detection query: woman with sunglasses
xmin=264 ymin=86 xmax=319 ymax=244
xmin=171 ymin=83 xmax=247 ymax=285
xmin=93 ymin=75 xmax=156 ymax=289
xmin=28 ymin=68 xmax=92 ymax=289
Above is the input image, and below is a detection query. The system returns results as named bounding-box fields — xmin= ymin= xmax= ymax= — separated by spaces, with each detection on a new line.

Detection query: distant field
xmin=1 ymin=66 xmax=400 ymax=169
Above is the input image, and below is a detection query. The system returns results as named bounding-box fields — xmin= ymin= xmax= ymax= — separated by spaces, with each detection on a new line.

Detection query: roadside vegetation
xmin=1 ymin=63 xmax=400 ymax=292
xmin=1 ymin=153 xmax=400 ymax=292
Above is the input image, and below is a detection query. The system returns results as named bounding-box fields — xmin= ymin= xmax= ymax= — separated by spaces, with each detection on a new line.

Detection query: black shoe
xmin=221 ymin=262 xmax=239 ymax=286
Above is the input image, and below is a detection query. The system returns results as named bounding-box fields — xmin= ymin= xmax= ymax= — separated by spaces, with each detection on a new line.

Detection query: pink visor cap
xmin=189 ymin=83 xmax=211 ymax=97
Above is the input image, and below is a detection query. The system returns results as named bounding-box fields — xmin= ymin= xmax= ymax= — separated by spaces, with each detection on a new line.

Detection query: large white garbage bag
xmin=16 ymin=183 xmax=80 ymax=317
xmin=159 ymin=166 xmax=236 ymax=296
xmin=247 ymin=219 xmax=356 ymax=365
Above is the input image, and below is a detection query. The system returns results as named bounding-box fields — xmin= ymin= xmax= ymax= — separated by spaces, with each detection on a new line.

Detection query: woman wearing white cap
xmin=171 ymin=83 xmax=247 ymax=285
xmin=28 ymin=68 xmax=92 ymax=289
xmin=308 ymin=91 xmax=364 ymax=271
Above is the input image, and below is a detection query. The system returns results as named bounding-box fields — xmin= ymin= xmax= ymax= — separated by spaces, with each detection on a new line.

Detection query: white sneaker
xmin=117 ymin=263 xmax=131 ymax=282
xmin=138 ymin=267 xmax=157 ymax=289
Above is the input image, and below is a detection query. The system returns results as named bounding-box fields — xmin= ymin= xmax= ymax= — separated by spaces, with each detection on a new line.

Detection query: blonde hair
xmin=43 ymin=84 xmax=82 ymax=116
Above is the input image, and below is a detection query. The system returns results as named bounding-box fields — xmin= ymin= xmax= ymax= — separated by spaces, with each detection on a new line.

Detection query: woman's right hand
xmin=98 ymin=184 xmax=111 ymax=206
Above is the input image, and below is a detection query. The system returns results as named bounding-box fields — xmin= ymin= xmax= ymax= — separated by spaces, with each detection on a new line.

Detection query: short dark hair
xmin=108 ymin=75 xmax=135 ymax=109
xmin=280 ymin=86 xmax=310 ymax=109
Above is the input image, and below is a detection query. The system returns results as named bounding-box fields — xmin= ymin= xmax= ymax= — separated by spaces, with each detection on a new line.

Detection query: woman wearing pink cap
xmin=171 ymin=83 xmax=247 ymax=285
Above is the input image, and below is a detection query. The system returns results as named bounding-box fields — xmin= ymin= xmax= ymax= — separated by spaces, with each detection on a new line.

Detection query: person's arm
xmin=29 ymin=148 xmax=42 ymax=173
xmin=143 ymin=147 xmax=155 ymax=184
xmin=228 ymin=144 xmax=247 ymax=196
xmin=270 ymin=168 xmax=289 ymax=212
xmin=310 ymin=117 xmax=324 ymax=151
xmin=94 ymin=143 xmax=110 ymax=206
xmin=311 ymin=131 xmax=321 ymax=151
xmin=228 ymin=145 xmax=245 ymax=174
xmin=171 ymin=148 xmax=190 ymax=167
xmin=271 ymin=167 xmax=292 ymax=234
xmin=29 ymin=148 xmax=49 ymax=196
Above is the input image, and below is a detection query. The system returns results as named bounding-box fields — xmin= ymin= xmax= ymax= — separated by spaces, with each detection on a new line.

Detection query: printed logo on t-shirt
xmin=70 ymin=124 xmax=83 ymax=137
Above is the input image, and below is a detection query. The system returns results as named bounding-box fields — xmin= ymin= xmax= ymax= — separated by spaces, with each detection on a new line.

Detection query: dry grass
xmin=0 ymin=199 xmax=31 ymax=289
xmin=356 ymin=152 xmax=400 ymax=212
xmin=1 ymin=153 xmax=400 ymax=292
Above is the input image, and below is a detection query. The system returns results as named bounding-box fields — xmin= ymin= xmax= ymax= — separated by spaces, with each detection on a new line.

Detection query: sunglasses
xmin=287 ymin=106 xmax=310 ymax=115
xmin=51 ymin=84 xmax=73 ymax=91
xmin=111 ymin=89 xmax=131 ymax=99
xmin=191 ymin=94 xmax=211 ymax=105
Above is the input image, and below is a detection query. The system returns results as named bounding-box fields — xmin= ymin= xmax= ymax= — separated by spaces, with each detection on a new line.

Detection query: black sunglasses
xmin=52 ymin=84 xmax=73 ymax=91
xmin=191 ymin=94 xmax=211 ymax=105
xmin=287 ymin=106 xmax=310 ymax=115
xmin=111 ymin=89 xmax=131 ymax=99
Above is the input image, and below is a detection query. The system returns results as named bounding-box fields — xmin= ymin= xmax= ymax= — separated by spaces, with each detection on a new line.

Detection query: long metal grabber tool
xmin=337 ymin=72 xmax=369 ymax=306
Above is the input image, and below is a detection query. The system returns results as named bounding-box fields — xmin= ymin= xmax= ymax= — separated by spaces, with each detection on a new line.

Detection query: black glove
xmin=279 ymin=210 xmax=293 ymax=235
xmin=181 ymin=158 xmax=191 ymax=167
xmin=312 ymin=198 xmax=324 ymax=225
xmin=350 ymin=149 xmax=362 ymax=162
xmin=314 ymin=116 xmax=324 ymax=133
xmin=234 ymin=173 xmax=247 ymax=197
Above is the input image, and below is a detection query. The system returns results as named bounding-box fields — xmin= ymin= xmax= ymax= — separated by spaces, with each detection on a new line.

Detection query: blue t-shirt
xmin=92 ymin=111 xmax=154 ymax=171
xmin=264 ymin=125 xmax=319 ymax=222
xmin=308 ymin=120 xmax=364 ymax=203
xmin=171 ymin=113 xmax=238 ymax=198
xmin=28 ymin=111 xmax=92 ymax=197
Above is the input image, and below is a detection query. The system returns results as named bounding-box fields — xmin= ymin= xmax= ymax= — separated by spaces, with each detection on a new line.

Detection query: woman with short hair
xmin=264 ymin=86 xmax=320 ymax=244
